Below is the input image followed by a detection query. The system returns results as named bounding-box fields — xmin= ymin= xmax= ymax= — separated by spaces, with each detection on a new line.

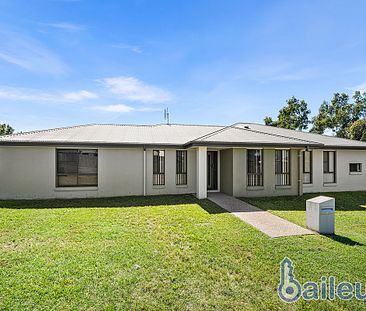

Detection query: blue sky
xmin=1 ymin=0 xmax=366 ymax=131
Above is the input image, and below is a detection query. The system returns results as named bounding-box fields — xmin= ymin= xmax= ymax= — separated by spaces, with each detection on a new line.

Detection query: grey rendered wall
xmin=145 ymin=148 xmax=196 ymax=195
xmin=232 ymin=148 xmax=300 ymax=197
xmin=303 ymin=149 xmax=366 ymax=193
xmin=220 ymin=149 xmax=233 ymax=195
xmin=0 ymin=146 xmax=145 ymax=199
xmin=0 ymin=146 xmax=198 ymax=199
xmin=0 ymin=146 xmax=56 ymax=199
xmin=98 ymin=148 xmax=144 ymax=197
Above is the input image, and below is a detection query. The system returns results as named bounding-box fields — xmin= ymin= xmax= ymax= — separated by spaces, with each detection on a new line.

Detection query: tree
xmin=347 ymin=119 xmax=366 ymax=141
xmin=310 ymin=92 xmax=366 ymax=138
xmin=310 ymin=101 xmax=331 ymax=134
xmin=0 ymin=123 xmax=14 ymax=135
xmin=264 ymin=96 xmax=311 ymax=130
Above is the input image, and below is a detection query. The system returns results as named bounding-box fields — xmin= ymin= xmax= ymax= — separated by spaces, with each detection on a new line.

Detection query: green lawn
xmin=0 ymin=194 xmax=366 ymax=310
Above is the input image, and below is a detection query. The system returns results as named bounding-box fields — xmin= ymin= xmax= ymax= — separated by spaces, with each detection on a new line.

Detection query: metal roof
xmin=1 ymin=122 xmax=366 ymax=149
xmin=237 ymin=123 xmax=366 ymax=149
xmin=0 ymin=124 xmax=222 ymax=147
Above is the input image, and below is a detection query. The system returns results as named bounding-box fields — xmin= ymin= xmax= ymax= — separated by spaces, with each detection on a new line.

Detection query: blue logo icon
xmin=278 ymin=257 xmax=302 ymax=303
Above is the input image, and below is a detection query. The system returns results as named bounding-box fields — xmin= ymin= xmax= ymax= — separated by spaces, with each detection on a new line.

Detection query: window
xmin=247 ymin=149 xmax=263 ymax=187
xmin=56 ymin=149 xmax=98 ymax=187
xmin=303 ymin=151 xmax=312 ymax=184
xmin=153 ymin=150 xmax=165 ymax=185
xmin=323 ymin=151 xmax=336 ymax=183
xmin=176 ymin=150 xmax=187 ymax=185
xmin=275 ymin=149 xmax=291 ymax=186
xmin=349 ymin=163 xmax=362 ymax=173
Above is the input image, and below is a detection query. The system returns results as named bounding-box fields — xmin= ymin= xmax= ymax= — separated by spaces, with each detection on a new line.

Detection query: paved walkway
xmin=208 ymin=193 xmax=314 ymax=238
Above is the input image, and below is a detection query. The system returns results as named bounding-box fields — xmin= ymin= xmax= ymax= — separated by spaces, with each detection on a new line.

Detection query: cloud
xmin=91 ymin=104 xmax=135 ymax=113
xmin=0 ymin=86 xmax=98 ymax=102
xmin=111 ymin=43 xmax=143 ymax=54
xmin=63 ymin=90 xmax=98 ymax=101
xmin=90 ymin=104 xmax=161 ymax=113
xmin=346 ymin=81 xmax=366 ymax=93
xmin=100 ymin=76 xmax=173 ymax=103
xmin=40 ymin=22 xmax=86 ymax=32
xmin=0 ymin=28 xmax=68 ymax=75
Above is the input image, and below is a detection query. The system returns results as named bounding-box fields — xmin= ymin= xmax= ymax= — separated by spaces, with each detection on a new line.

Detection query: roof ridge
xmin=185 ymin=122 xmax=240 ymax=144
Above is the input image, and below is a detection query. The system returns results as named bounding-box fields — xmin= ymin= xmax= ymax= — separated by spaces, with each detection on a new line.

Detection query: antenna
xmin=164 ymin=108 xmax=170 ymax=124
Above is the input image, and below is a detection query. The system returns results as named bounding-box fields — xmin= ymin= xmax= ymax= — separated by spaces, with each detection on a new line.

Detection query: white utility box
xmin=306 ymin=196 xmax=335 ymax=234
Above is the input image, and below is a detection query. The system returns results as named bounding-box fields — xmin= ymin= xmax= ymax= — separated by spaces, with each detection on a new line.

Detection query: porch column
xmin=196 ymin=146 xmax=207 ymax=199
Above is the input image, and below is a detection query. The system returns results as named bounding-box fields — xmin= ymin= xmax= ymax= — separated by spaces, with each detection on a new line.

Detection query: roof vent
xmin=243 ymin=125 xmax=250 ymax=129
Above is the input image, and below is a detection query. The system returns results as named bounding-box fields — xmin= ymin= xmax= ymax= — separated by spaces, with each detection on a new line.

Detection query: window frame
xmin=153 ymin=150 xmax=165 ymax=186
xmin=303 ymin=150 xmax=313 ymax=184
xmin=275 ymin=149 xmax=291 ymax=186
xmin=56 ymin=149 xmax=98 ymax=188
xmin=323 ymin=151 xmax=336 ymax=184
xmin=349 ymin=163 xmax=362 ymax=174
xmin=247 ymin=149 xmax=263 ymax=187
xmin=176 ymin=150 xmax=187 ymax=185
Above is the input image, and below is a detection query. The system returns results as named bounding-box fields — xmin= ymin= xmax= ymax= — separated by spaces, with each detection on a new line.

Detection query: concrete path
xmin=208 ymin=193 xmax=314 ymax=238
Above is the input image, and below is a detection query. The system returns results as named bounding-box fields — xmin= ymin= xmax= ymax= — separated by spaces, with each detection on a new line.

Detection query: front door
xmin=207 ymin=151 xmax=218 ymax=190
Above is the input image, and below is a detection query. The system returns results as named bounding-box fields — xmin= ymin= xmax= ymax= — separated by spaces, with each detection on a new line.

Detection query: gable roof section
xmin=1 ymin=122 xmax=366 ymax=149
xmin=185 ymin=123 xmax=322 ymax=148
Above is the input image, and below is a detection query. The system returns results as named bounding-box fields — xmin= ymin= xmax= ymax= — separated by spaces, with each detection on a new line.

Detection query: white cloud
xmin=100 ymin=76 xmax=173 ymax=103
xmin=0 ymin=29 xmax=68 ymax=75
xmin=41 ymin=22 xmax=86 ymax=32
xmin=0 ymin=86 xmax=98 ymax=102
xmin=63 ymin=90 xmax=98 ymax=101
xmin=0 ymin=87 xmax=55 ymax=101
xmin=111 ymin=43 xmax=143 ymax=54
xmin=346 ymin=81 xmax=366 ymax=93
xmin=91 ymin=104 xmax=135 ymax=113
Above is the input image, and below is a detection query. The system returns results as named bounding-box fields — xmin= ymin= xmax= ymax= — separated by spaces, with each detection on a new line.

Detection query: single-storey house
xmin=1 ymin=122 xmax=366 ymax=200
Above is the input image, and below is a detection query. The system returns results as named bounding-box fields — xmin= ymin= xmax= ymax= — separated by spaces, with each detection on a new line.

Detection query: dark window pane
xmin=56 ymin=149 xmax=98 ymax=187
xmin=323 ymin=151 xmax=336 ymax=183
xmin=247 ymin=149 xmax=263 ymax=186
xmin=275 ymin=149 xmax=290 ymax=186
xmin=350 ymin=163 xmax=362 ymax=173
xmin=153 ymin=150 xmax=165 ymax=185
xmin=303 ymin=151 xmax=312 ymax=184
xmin=176 ymin=150 xmax=187 ymax=185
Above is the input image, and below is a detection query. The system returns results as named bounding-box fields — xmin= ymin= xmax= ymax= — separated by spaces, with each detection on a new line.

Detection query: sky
xmin=1 ymin=0 xmax=366 ymax=132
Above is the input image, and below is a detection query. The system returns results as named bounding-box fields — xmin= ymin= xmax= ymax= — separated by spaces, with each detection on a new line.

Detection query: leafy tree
xmin=310 ymin=101 xmax=332 ymax=134
xmin=347 ymin=119 xmax=366 ymax=141
xmin=264 ymin=96 xmax=311 ymax=130
xmin=0 ymin=123 xmax=14 ymax=135
xmin=310 ymin=92 xmax=366 ymax=138
xmin=263 ymin=116 xmax=277 ymax=127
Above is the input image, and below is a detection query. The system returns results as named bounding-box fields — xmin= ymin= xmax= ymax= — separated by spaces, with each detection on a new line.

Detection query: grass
xmin=0 ymin=194 xmax=365 ymax=310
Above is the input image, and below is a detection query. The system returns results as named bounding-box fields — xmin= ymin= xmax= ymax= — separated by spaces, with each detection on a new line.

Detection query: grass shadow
xmin=0 ymin=194 xmax=202 ymax=210
xmin=323 ymin=234 xmax=364 ymax=246
xmin=198 ymin=199 xmax=228 ymax=214
xmin=241 ymin=191 xmax=366 ymax=212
